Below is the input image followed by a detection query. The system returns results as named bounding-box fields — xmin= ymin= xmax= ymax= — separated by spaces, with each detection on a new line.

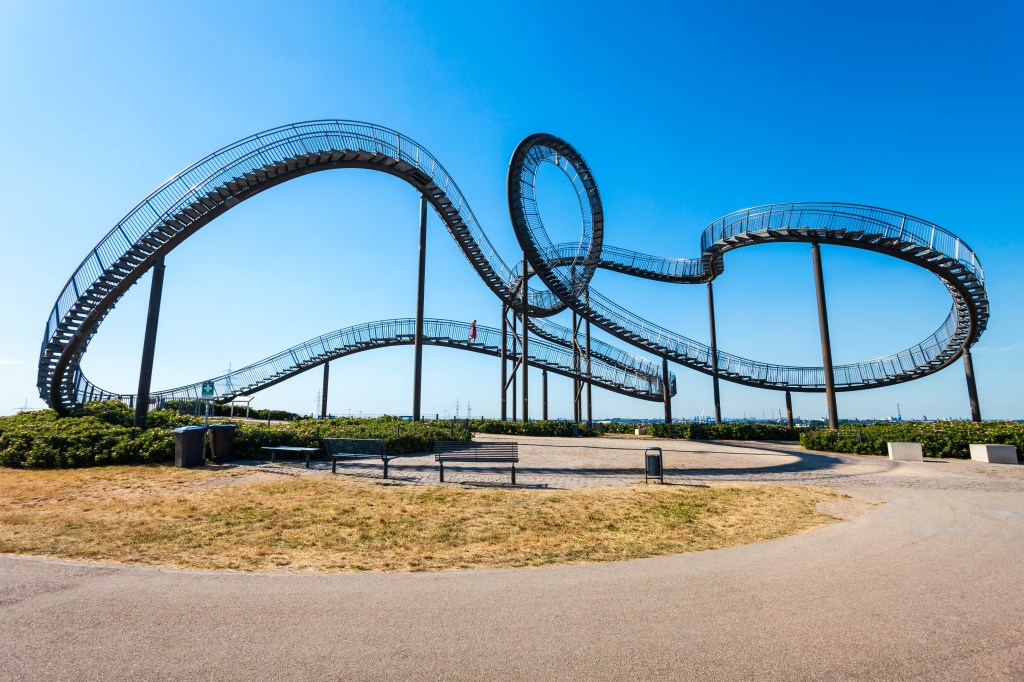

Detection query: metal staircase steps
xmin=39 ymin=124 xmax=988 ymax=413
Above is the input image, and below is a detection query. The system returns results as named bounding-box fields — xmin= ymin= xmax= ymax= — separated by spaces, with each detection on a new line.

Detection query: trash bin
xmin=173 ymin=426 xmax=207 ymax=468
xmin=208 ymin=424 xmax=237 ymax=463
xmin=644 ymin=446 xmax=664 ymax=484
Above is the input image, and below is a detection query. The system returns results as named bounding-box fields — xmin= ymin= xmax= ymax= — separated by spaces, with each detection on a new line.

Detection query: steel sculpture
xmin=508 ymin=134 xmax=988 ymax=422
xmin=38 ymin=121 xmax=988 ymax=423
xmin=120 ymin=319 xmax=672 ymax=406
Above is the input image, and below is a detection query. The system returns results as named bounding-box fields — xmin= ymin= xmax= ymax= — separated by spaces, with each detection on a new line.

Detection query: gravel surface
xmin=241 ymin=434 xmax=1024 ymax=493
xmin=2 ymin=436 xmax=1022 ymax=680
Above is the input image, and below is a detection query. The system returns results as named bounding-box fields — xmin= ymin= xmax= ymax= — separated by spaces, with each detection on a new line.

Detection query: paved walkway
xmin=2 ymin=436 xmax=1023 ymax=680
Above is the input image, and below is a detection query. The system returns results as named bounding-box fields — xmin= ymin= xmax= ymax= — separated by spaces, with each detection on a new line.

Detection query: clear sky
xmin=1 ymin=1 xmax=1021 ymax=420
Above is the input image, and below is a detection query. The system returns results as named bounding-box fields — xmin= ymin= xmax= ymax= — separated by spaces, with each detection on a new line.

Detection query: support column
xmin=963 ymin=348 xmax=981 ymax=422
xmin=811 ymin=243 xmax=839 ymax=430
xmin=511 ymin=312 xmax=517 ymax=422
xmin=321 ymin=362 xmax=330 ymax=420
xmin=662 ymin=357 xmax=672 ymax=424
xmin=542 ymin=368 xmax=548 ymax=421
xmin=511 ymin=358 xmax=517 ymax=422
xmin=585 ymin=316 xmax=592 ymax=428
xmin=134 ymin=254 xmax=165 ymax=429
xmin=521 ymin=254 xmax=529 ymax=423
xmin=572 ymin=310 xmax=580 ymax=423
xmin=785 ymin=390 xmax=794 ymax=429
xmin=500 ymin=303 xmax=508 ymax=421
xmin=708 ymin=281 xmax=722 ymax=424
xmin=412 ymin=194 xmax=428 ymax=421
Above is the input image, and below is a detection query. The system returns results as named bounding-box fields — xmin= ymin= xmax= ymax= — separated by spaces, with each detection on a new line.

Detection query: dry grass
xmin=0 ymin=465 xmax=840 ymax=573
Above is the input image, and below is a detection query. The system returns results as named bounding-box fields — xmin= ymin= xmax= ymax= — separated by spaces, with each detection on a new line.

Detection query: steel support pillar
xmin=521 ymin=254 xmax=529 ymax=423
xmin=707 ymin=281 xmax=722 ymax=424
xmin=134 ymin=254 xmax=165 ymax=429
xmin=963 ymin=348 xmax=981 ymax=422
xmin=542 ymin=368 xmax=548 ymax=421
xmin=811 ymin=243 xmax=839 ymax=430
xmin=572 ymin=310 xmax=581 ymax=423
xmin=511 ymin=311 xmax=518 ymax=423
xmin=785 ymin=390 xmax=794 ymax=429
xmin=321 ymin=362 xmax=329 ymax=420
xmin=511 ymin=361 xmax=517 ymax=422
xmin=412 ymin=194 xmax=428 ymax=421
xmin=585 ymin=317 xmax=592 ymax=428
xmin=662 ymin=357 xmax=672 ymax=424
xmin=500 ymin=303 xmax=508 ymax=421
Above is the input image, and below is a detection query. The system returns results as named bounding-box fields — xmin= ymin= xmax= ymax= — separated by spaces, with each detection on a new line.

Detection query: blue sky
xmin=1 ymin=1 xmax=1021 ymax=420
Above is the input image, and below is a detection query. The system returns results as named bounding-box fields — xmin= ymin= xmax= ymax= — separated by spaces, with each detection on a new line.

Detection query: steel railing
xmin=40 ymin=121 xmax=988 ymax=412
xmin=66 ymin=319 xmax=669 ymax=406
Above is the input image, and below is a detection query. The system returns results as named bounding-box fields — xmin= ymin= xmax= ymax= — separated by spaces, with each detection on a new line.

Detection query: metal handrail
xmin=509 ymin=134 xmax=986 ymax=394
xmin=39 ymin=122 xmax=989 ymax=412
xmin=70 ymin=319 xmax=669 ymax=405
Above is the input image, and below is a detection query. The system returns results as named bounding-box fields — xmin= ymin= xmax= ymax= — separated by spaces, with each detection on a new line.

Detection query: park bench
xmin=324 ymin=438 xmax=396 ymax=478
xmin=434 ymin=440 xmax=519 ymax=484
xmin=262 ymin=445 xmax=319 ymax=468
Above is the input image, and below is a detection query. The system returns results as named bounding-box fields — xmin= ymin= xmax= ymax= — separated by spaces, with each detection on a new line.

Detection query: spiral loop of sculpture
xmin=38 ymin=121 xmax=988 ymax=413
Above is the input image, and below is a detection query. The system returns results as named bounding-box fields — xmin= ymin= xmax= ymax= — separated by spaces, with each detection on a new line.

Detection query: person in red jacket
xmin=469 ymin=319 xmax=477 ymax=343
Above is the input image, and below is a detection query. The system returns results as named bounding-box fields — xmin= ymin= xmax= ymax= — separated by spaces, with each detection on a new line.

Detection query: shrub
xmin=68 ymin=399 xmax=135 ymax=426
xmin=800 ymin=421 xmax=1024 ymax=458
xmin=471 ymin=419 xmax=596 ymax=438
xmin=144 ymin=409 xmax=205 ymax=429
xmin=648 ymin=422 xmax=799 ymax=441
xmin=0 ymin=407 xmax=174 ymax=468
xmin=0 ymin=409 xmax=470 ymax=469
xmin=160 ymin=400 xmax=304 ymax=422
xmin=234 ymin=416 xmax=471 ymax=458
xmin=468 ymin=419 xmax=797 ymax=441
xmin=600 ymin=422 xmax=648 ymax=434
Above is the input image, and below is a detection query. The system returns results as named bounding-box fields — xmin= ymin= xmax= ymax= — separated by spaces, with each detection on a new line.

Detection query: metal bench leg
xmin=383 ymin=458 xmax=389 ymax=479
xmin=511 ymin=463 xmax=516 ymax=486
xmin=439 ymin=461 xmax=444 ymax=483
xmin=332 ymin=458 xmax=337 ymax=474
xmin=306 ymin=451 xmax=310 ymax=469
xmin=271 ymin=451 xmax=276 ymax=463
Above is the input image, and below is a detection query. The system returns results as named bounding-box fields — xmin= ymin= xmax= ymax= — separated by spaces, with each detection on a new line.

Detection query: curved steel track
xmin=38 ymin=121 xmax=988 ymax=413
xmin=143 ymin=319 xmax=671 ymax=405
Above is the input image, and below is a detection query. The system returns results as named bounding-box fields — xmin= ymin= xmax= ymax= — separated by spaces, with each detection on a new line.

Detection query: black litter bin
xmin=644 ymin=446 xmax=664 ymax=484
xmin=173 ymin=426 xmax=207 ymax=468
xmin=208 ymin=424 xmax=237 ymax=463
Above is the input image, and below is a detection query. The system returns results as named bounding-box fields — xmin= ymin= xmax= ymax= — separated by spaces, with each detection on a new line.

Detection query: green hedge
xmin=600 ymin=422 xmax=646 ymax=434
xmin=800 ymin=422 xmax=1024 ymax=459
xmin=648 ymin=422 xmax=799 ymax=441
xmin=0 ymin=406 xmax=176 ymax=468
xmin=234 ymin=417 xmax=471 ymax=458
xmin=0 ymin=403 xmax=471 ymax=468
xmin=471 ymin=419 xmax=597 ymax=437
xmin=161 ymin=400 xmax=303 ymax=422
xmin=468 ymin=419 xmax=797 ymax=441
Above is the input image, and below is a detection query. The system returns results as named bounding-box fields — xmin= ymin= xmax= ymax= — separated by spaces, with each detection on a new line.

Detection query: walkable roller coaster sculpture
xmin=38 ymin=121 xmax=989 ymax=427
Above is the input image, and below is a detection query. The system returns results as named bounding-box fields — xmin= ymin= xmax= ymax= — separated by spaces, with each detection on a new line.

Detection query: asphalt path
xmin=2 ymin=439 xmax=1023 ymax=680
